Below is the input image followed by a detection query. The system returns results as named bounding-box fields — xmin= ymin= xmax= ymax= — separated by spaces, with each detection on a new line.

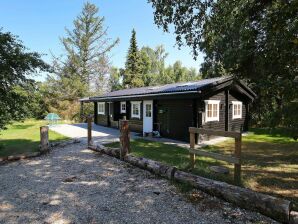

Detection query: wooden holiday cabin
xmin=81 ymin=76 xmax=256 ymax=142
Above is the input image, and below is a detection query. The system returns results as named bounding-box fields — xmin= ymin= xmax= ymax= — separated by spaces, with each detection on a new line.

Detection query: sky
xmin=0 ymin=0 xmax=204 ymax=81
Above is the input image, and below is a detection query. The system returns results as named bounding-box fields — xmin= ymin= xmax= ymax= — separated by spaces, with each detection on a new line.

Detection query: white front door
xmin=143 ymin=100 xmax=153 ymax=134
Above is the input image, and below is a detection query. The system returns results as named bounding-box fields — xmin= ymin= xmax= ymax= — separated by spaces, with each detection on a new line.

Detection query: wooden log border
xmin=88 ymin=144 xmax=294 ymax=224
xmin=189 ymin=127 xmax=242 ymax=184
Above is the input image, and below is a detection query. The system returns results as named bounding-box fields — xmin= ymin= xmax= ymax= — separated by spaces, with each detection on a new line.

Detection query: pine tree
xmin=123 ymin=29 xmax=144 ymax=87
xmin=47 ymin=2 xmax=119 ymax=120
xmin=60 ymin=1 xmax=119 ymax=94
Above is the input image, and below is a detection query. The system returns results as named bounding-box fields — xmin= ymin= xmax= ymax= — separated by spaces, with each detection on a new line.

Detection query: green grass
xmin=105 ymin=128 xmax=298 ymax=204
xmin=0 ymin=119 xmax=69 ymax=157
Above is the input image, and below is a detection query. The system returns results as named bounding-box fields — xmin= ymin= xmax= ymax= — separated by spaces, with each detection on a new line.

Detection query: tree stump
xmin=119 ymin=120 xmax=130 ymax=159
xmin=40 ymin=126 xmax=49 ymax=153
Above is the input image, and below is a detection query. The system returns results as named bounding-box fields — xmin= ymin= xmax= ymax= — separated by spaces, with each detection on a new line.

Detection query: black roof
xmin=81 ymin=76 xmax=256 ymax=101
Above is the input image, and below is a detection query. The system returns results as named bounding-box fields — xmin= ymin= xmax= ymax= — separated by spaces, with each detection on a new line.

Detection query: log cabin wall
xmin=127 ymin=101 xmax=143 ymax=132
xmin=94 ymin=102 xmax=109 ymax=126
xmin=199 ymin=91 xmax=226 ymax=131
xmin=92 ymin=87 xmax=250 ymax=141
xmin=228 ymin=91 xmax=248 ymax=132
xmin=198 ymin=90 xmax=248 ymax=134
xmin=156 ymin=99 xmax=194 ymax=142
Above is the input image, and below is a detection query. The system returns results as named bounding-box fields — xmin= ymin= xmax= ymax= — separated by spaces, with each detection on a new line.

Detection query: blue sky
xmin=0 ymin=0 xmax=204 ymax=81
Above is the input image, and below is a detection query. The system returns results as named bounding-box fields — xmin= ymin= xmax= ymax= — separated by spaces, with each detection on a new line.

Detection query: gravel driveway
xmin=0 ymin=143 xmax=276 ymax=224
xmin=49 ymin=123 xmax=139 ymax=144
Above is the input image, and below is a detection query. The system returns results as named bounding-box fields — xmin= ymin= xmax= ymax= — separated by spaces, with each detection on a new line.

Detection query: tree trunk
xmin=174 ymin=170 xmax=292 ymax=223
xmin=124 ymin=155 xmax=176 ymax=179
xmin=119 ymin=120 xmax=130 ymax=159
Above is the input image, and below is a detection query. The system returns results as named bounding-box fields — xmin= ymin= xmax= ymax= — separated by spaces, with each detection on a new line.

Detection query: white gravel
xmin=0 ymin=143 xmax=277 ymax=224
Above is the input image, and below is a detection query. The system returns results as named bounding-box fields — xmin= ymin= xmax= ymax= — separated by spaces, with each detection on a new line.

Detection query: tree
xmin=0 ymin=29 xmax=48 ymax=130
xmin=139 ymin=45 xmax=169 ymax=86
xmin=149 ymin=0 xmax=298 ymax=128
xmin=123 ymin=29 xmax=144 ymax=87
xmin=109 ymin=67 xmax=123 ymax=91
xmin=47 ymin=2 xmax=118 ymax=120
xmin=59 ymin=1 xmax=119 ymax=94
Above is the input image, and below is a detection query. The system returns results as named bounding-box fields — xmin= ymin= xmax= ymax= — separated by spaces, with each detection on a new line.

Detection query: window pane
xmin=132 ymin=103 xmax=139 ymax=116
xmin=146 ymin=104 xmax=151 ymax=117
xmin=207 ymin=104 xmax=212 ymax=118
xmin=213 ymin=104 xmax=218 ymax=117
xmin=98 ymin=103 xmax=104 ymax=113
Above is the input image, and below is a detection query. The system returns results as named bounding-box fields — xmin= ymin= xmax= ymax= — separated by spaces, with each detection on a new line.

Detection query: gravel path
xmin=49 ymin=123 xmax=139 ymax=144
xmin=0 ymin=143 xmax=277 ymax=224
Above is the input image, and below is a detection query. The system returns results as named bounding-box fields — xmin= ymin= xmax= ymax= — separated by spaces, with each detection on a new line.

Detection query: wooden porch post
xmin=119 ymin=119 xmax=130 ymax=159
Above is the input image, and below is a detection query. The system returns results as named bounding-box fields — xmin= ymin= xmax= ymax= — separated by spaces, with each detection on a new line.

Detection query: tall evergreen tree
xmin=47 ymin=2 xmax=118 ymax=120
xmin=123 ymin=29 xmax=144 ymax=87
xmin=58 ymin=1 xmax=119 ymax=94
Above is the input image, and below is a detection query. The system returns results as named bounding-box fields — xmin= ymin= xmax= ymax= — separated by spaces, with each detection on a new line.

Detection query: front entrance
xmin=143 ymin=100 xmax=153 ymax=134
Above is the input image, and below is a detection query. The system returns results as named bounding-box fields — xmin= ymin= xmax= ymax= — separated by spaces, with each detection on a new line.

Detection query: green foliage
xmin=109 ymin=67 xmax=123 ymax=91
xmin=149 ymin=0 xmax=298 ymax=129
xmin=124 ymin=29 xmax=144 ymax=87
xmin=46 ymin=2 xmax=118 ymax=120
xmin=123 ymin=32 xmax=202 ymax=87
xmin=60 ymin=1 xmax=119 ymax=92
xmin=0 ymin=29 xmax=48 ymax=130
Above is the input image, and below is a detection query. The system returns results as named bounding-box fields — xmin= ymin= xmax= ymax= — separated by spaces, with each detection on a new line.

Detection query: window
xmin=145 ymin=104 xmax=152 ymax=117
xmin=232 ymin=101 xmax=242 ymax=119
xmin=131 ymin=101 xmax=141 ymax=118
xmin=97 ymin=102 xmax=105 ymax=115
xmin=120 ymin=102 xmax=126 ymax=113
xmin=205 ymin=100 xmax=220 ymax=122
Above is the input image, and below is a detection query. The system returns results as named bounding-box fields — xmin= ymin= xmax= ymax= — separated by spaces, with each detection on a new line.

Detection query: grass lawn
xmin=106 ymin=129 xmax=298 ymax=204
xmin=0 ymin=119 xmax=69 ymax=157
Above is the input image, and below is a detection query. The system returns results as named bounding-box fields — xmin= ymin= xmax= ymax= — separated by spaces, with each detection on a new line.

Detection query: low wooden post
xmin=234 ymin=135 xmax=242 ymax=184
xmin=87 ymin=115 xmax=93 ymax=146
xmin=189 ymin=131 xmax=196 ymax=169
xmin=40 ymin=126 xmax=49 ymax=153
xmin=119 ymin=119 xmax=130 ymax=160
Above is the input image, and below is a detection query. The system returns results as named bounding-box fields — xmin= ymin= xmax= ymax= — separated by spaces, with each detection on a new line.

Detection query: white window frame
xmin=131 ymin=101 xmax=141 ymax=119
xmin=97 ymin=102 xmax=105 ymax=115
xmin=120 ymin=101 xmax=126 ymax=113
xmin=205 ymin=100 xmax=220 ymax=122
xmin=232 ymin=101 xmax=242 ymax=119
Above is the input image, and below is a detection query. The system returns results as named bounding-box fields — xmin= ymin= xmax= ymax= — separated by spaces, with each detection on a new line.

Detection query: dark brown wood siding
xmin=200 ymin=92 xmax=226 ymax=130
xmin=156 ymin=99 xmax=194 ymax=142
xmin=199 ymin=91 xmax=247 ymax=132
xmin=228 ymin=92 xmax=247 ymax=132
xmin=94 ymin=102 xmax=109 ymax=126
xmin=127 ymin=101 xmax=143 ymax=132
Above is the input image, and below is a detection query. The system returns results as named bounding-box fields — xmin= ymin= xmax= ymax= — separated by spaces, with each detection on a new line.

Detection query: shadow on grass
xmin=105 ymin=138 xmax=298 ymax=203
xmin=250 ymin=127 xmax=296 ymax=138
xmin=106 ymin=139 xmax=235 ymax=184
xmin=9 ymin=124 xmax=35 ymax=130
xmin=0 ymin=139 xmax=39 ymax=157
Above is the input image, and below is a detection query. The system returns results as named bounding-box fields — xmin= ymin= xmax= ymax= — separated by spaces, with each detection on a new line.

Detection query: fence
xmin=189 ymin=127 xmax=242 ymax=184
